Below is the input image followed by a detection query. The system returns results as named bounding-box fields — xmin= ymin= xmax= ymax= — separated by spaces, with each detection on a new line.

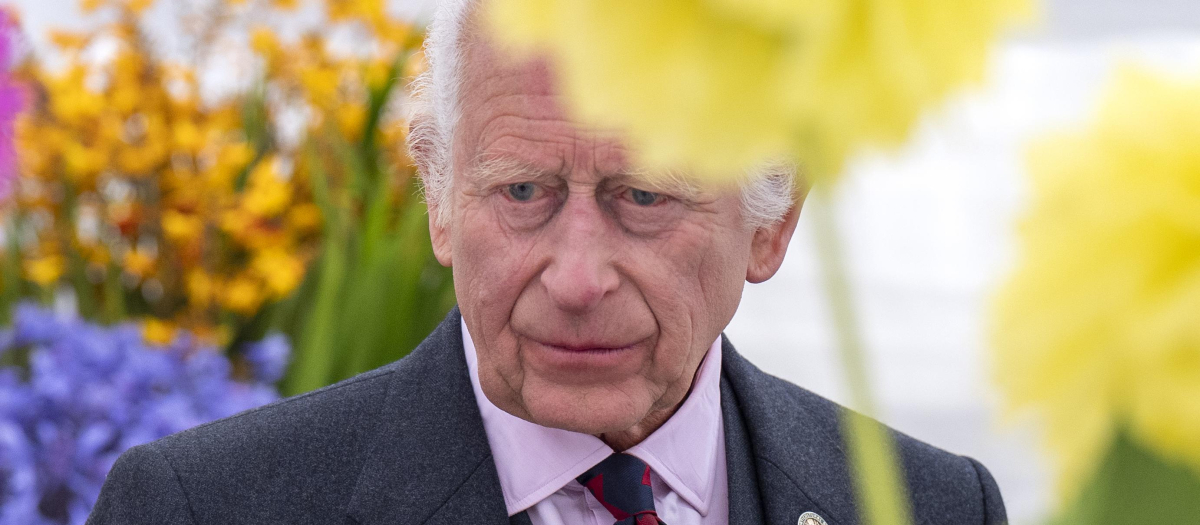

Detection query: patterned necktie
xmin=576 ymin=453 xmax=666 ymax=525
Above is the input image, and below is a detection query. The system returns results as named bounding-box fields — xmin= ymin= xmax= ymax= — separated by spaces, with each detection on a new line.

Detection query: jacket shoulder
xmin=721 ymin=342 xmax=1006 ymax=524
xmin=123 ymin=364 xmax=397 ymax=523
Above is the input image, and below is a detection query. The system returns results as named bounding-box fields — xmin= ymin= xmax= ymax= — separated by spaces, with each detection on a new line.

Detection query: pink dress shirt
xmin=462 ymin=320 xmax=729 ymax=525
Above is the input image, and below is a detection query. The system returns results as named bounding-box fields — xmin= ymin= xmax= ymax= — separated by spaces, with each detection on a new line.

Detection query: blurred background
xmin=727 ymin=1 xmax=1200 ymax=522
xmin=3 ymin=0 xmax=1200 ymax=523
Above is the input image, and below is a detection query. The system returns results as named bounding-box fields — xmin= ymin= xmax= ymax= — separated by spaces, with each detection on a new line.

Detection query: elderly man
xmin=88 ymin=1 xmax=1005 ymax=524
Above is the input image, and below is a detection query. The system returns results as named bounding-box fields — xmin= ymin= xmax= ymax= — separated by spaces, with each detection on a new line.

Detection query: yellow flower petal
xmin=484 ymin=0 xmax=1032 ymax=183
xmin=993 ymin=66 xmax=1200 ymax=502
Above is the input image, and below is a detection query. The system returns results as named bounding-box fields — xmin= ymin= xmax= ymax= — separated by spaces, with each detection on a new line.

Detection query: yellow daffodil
xmin=485 ymin=0 xmax=1032 ymax=183
xmin=993 ymin=66 xmax=1200 ymax=500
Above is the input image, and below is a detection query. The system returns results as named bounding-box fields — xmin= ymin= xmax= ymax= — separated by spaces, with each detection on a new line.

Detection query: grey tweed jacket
xmin=87 ymin=308 xmax=1006 ymax=525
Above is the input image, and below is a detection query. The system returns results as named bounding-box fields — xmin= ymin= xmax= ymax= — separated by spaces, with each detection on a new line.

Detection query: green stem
xmin=808 ymin=187 xmax=913 ymax=525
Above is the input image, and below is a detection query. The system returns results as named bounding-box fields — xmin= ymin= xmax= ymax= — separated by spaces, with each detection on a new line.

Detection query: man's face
xmin=426 ymin=34 xmax=797 ymax=438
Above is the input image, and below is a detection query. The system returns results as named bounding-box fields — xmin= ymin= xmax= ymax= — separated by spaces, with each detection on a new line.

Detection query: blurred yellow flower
xmin=172 ymin=120 xmax=204 ymax=154
xmin=301 ymin=66 xmax=342 ymax=108
xmin=327 ymin=0 xmax=385 ymax=22
xmin=221 ymin=274 xmax=265 ymax=316
xmin=7 ymin=0 xmax=425 ymax=348
xmin=186 ymin=270 xmax=216 ymax=309
xmin=287 ymin=202 xmax=323 ymax=233
xmin=485 ymin=0 xmax=1032 ymax=182
xmin=252 ymin=249 xmax=306 ymax=298
xmin=62 ymin=140 xmax=108 ymax=182
xmin=122 ymin=249 xmax=157 ymax=279
xmin=48 ymin=30 xmax=89 ymax=51
xmin=162 ymin=209 xmax=206 ymax=244
xmin=250 ymin=26 xmax=282 ymax=60
xmin=993 ymin=66 xmax=1200 ymax=500
xmin=241 ymin=159 xmax=292 ymax=218
xmin=23 ymin=255 xmax=66 ymax=287
xmin=126 ymin=0 xmax=155 ymax=13
xmin=142 ymin=318 xmax=177 ymax=345
xmin=336 ymin=102 xmax=367 ymax=140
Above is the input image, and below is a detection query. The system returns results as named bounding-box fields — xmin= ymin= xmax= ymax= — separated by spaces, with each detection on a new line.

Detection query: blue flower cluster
xmin=0 ymin=304 xmax=289 ymax=525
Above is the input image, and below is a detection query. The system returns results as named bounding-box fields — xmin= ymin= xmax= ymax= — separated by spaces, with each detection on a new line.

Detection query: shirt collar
xmin=462 ymin=319 xmax=724 ymax=516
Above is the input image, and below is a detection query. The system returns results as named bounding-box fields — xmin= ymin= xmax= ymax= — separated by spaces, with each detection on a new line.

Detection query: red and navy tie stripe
xmin=577 ymin=453 xmax=666 ymax=525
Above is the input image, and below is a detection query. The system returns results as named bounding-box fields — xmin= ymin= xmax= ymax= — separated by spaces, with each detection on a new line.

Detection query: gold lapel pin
xmin=798 ymin=511 xmax=829 ymax=525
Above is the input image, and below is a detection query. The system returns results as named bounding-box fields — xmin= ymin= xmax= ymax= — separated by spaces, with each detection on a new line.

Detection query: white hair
xmin=406 ymin=0 xmax=797 ymax=230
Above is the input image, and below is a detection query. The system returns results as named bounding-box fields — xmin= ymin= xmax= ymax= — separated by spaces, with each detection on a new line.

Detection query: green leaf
xmin=282 ymin=148 xmax=349 ymax=396
xmin=0 ymin=223 xmax=22 ymax=324
xmin=1052 ymin=430 xmax=1200 ymax=525
xmin=283 ymin=242 xmax=347 ymax=395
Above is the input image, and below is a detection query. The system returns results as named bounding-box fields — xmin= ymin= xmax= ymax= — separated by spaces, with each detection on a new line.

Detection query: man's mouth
xmin=536 ymin=341 xmax=634 ymax=354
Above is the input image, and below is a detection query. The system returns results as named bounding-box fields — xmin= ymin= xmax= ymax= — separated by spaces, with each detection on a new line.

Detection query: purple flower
xmin=243 ymin=333 xmax=290 ymax=384
xmin=0 ymin=10 xmax=25 ymax=202
xmin=0 ymin=303 xmax=285 ymax=523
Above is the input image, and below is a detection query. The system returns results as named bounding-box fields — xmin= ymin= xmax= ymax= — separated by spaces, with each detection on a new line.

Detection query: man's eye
xmin=506 ymin=182 xmax=538 ymax=202
xmin=628 ymin=188 xmax=662 ymax=207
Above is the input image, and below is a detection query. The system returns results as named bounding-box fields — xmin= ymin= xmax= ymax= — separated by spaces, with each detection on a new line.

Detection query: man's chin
xmin=517 ymin=385 xmax=651 ymax=437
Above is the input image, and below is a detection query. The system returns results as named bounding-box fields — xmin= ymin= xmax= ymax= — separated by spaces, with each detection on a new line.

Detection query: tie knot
xmin=576 ymin=454 xmax=663 ymax=525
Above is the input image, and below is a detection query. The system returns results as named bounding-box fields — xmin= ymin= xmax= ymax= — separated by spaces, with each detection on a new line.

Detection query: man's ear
xmin=409 ymin=114 xmax=453 ymax=267
xmin=746 ymin=194 xmax=804 ymax=283
xmin=428 ymin=207 xmax=453 ymax=267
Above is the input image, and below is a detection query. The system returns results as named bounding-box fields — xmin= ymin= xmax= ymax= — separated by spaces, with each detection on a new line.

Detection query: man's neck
xmin=596 ymin=354 xmax=709 ymax=451
xmin=598 ymin=404 xmax=679 ymax=451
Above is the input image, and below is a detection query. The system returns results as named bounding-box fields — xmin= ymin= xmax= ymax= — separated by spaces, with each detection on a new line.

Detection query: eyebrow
xmin=467 ymin=153 xmax=706 ymax=201
xmin=466 ymin=154 xmax=560 ymax=189
xmin=617 ymin=167 xmax=704 ymax=201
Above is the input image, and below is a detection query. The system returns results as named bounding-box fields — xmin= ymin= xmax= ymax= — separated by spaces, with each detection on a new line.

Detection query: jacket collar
xmin=720 ymin=335 xmax=860 ymax=525
xmin=347 ymin=307 xmax=510 ymax=525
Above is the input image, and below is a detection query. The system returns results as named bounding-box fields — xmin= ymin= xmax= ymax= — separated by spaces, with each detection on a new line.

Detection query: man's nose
xmin=540 ymin=193 xmax=620 ymax=313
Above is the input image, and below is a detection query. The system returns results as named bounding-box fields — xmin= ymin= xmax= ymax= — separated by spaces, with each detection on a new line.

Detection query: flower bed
xmin=0 ymin=304 xmax=286 ymax=525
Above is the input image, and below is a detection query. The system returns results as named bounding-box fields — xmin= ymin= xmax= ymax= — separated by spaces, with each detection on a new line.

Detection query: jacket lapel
xmin=347 ymin=308 xmax=510 ymax=525
xmin=721 ymin=374 xmax=766 ymax=525
xmin=720 ymin=336 xmax=860 ymax=525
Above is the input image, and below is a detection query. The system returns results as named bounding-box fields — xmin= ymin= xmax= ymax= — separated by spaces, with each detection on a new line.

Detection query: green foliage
xmin=1052 ymin=430 xmax=1200 ymax=525
xmin=276 ymin=52 xmax=455 ymax=396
